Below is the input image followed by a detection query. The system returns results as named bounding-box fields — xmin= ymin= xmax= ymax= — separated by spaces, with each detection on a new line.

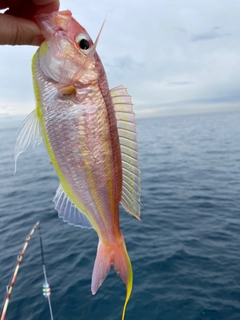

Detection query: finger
xmin=0 ymin=0 xmax=8 ymax=9
xmin=0 ymin=13 xmax=43 ymax=45
xmin=33 ymin=0 xmax=57 ymax=4
xmin=33 ymin=0 xmax=60 ymax=11
xmin=5 ymin=0 xmax=22 ymax=9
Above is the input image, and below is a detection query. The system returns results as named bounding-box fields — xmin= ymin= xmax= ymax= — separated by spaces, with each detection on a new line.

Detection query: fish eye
xmin=79 ymin=39 xmax=89 ymax=50
xmin=76 ymin=34 xmax=91 ymax=52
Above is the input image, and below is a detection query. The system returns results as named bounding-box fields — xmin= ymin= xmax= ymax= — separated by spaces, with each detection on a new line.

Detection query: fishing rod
xmin=0 ymin=221 xmax=40 ymax=320
xmin=0 ymin=221 xmax=54 ymax=320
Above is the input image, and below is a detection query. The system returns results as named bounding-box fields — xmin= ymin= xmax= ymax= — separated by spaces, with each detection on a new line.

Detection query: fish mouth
xmin=35 ymin=10 xmax=72 ymax=40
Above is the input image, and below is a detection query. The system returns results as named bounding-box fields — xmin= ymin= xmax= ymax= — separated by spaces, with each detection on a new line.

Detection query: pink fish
xmin=15 ymin=10 xmax=140 ymax=319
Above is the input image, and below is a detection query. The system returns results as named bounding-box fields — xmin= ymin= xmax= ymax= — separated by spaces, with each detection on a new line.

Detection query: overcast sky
xmin=0 ymin=0 xmax=240 ymax=117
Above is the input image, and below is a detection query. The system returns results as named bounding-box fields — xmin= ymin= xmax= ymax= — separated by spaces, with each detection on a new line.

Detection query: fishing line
xmin=38 ymin=224 xmax=54 ymax=320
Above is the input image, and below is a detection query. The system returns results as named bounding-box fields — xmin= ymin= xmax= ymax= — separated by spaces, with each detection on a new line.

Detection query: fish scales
xmin=35 ymin=51 xmax=122 ymax=240
xmin=15 ymin=10 xmax=140 ymax=320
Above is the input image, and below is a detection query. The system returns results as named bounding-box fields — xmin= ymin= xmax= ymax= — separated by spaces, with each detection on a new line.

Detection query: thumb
xmin=0 ymin=14 xmax=44 ymax=46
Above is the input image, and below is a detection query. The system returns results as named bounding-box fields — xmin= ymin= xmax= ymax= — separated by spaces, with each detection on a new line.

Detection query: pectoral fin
xmin=14 ymin=109 xmax=42 ymax=173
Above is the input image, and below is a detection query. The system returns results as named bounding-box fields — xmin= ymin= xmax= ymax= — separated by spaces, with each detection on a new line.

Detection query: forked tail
xmin=91 ymin=234 xmax=133 ymax=320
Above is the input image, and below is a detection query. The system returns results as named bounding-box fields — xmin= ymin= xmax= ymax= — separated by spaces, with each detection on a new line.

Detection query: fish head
xmin=35 ymin=10 xmax=103 ymax=91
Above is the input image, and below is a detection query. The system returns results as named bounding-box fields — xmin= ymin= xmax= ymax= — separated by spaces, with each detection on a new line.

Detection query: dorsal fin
xmin=14 ymin=109 xmax=42 ymax=173
xmin=110 ymin=85 xmax=141 ymax=220
xmin=53 ymin=184 xmax=93 ymax=229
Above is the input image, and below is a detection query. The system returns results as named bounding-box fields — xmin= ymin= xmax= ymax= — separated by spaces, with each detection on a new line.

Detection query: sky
xmin=0 ymin=0 xmax=240 ymax=118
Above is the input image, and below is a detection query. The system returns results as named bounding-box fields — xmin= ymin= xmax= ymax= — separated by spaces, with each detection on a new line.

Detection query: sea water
xmin=0 ymin=111 xmax=240 ymax=320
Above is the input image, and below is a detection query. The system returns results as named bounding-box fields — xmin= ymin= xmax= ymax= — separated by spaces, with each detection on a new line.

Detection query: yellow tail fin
xmin=91 ymin=234 xmax=133 ymax=320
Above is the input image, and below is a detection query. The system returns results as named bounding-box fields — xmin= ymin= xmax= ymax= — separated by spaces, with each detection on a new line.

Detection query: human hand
xmin=0 ymin=0 xmax=59 ymax=46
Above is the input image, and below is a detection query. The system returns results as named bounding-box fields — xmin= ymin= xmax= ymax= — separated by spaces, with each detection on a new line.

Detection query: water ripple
xmin=1 ymin=112 xmax=240 ymax=319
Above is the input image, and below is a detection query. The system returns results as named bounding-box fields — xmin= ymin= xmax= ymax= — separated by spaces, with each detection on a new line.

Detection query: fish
xmin=14 ymin=10 xmax=140 ymax=320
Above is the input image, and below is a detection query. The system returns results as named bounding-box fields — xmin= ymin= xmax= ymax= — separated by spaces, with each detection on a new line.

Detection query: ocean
xmin=0 ymin=111 xmax=240 ymax=320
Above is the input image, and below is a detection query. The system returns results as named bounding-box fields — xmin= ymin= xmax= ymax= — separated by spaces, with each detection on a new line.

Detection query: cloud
xmin=136 ymin=97 xmax=240 ymax=119
xmin=137 ymin=93 xmax=240 ymax=111
xmin=178 ymin=28 xmax=187 ymax=34
xmin=0 ymin=105 xmax=15 ymax=116
xmin=0 ymin=0 xmax=240 ymax=118
xmin=191 ymin=27 xmax=231 ymax=42
xmin=169 ymin=81 xmax=193 ymax=86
